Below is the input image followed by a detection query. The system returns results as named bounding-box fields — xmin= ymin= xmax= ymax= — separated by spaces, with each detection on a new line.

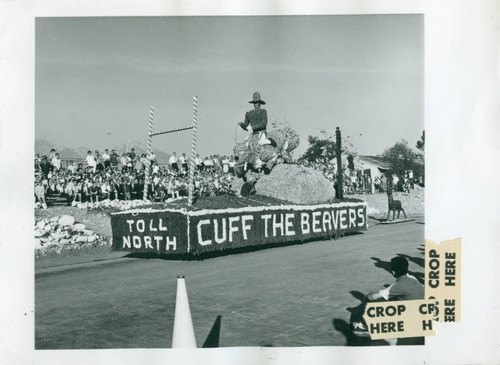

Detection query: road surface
xmin=35 ymin=218 xmax=424 ymax=348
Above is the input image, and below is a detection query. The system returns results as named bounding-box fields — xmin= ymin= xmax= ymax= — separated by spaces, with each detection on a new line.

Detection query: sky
xmin=35 ymin=15 xmax=423 ymax=158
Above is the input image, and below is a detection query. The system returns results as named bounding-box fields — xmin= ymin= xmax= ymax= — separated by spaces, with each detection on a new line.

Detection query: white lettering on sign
xmin=285 ymin=213 xmax=295 ymax=236
xmin=123 ymin=236 xmax=131 ymax=248
xmin=273 ymin=213 xmax=284 ymax=237
xmin=312 ymin=211 xmax=322 ymax=233
xmin=197 ymin=219 xmax=212 ymax=246
xmin=166 ymin=236 xmax=177 ymax=251
xmin=228 ymin=216 xmax=240 ymax=242
xmin=125 ymin=218 xmax=169 ymax=233
xmin=349 ymin=209 xmax=357 ymax=228
xmin=323 ymin=211 xmax=332 ymax=232
xmin=137 ymin=220 xmax=145 ymax=233
xmin=214 ymin=218 xmax=227 ymax=244
xmin=154 ymin=236 xmax=162 ymax=250
xmin=301 ymin=212 xmax=310 ymax=234
xmin=339 ymin=210 xmax=348 ymax=229
xmin=120 ymin=235 xmax=178 ymax=251
xmin=159 ymin=219 xmax=168 ymax=231
xmin=241 ymin=215 xmax=253 ymax=240
xmin=144 ymin=236 xmax=153 ymax=249
xmin=331 ymin=210 xmax=339 ymax=230
xmin=357 ymin=208 xmax=365 ymax=227
xmin=261 ymin=214 xmax=272 ymax=238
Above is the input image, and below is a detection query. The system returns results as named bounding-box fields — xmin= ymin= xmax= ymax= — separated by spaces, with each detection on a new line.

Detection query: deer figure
xmin=387 ymin=188 xmax=407 ymax=221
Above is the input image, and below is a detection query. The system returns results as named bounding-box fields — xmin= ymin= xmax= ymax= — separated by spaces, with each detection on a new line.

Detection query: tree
xmin=416 ymin=130 xmax=425 ymax=153
xmin=380 ymin=139 xmax=423 ymax=178
xmin=299 ymin=131 xmax=336 ymax=163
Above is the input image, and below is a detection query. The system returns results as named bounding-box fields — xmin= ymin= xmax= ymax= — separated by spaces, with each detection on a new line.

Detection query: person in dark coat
xmin=238 ymin=91 xmax=272 ymax=146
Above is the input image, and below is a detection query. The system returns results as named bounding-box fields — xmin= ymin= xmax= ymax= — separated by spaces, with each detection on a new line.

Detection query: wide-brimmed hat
xmin=249 ymin=92 xmax=266 ymax=105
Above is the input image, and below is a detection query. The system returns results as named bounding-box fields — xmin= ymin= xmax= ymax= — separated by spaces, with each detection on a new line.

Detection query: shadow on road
xmin=202 ymin=315 xmax=222 ymax=348
xmin=396 ymin=253 xmax=424 ymax=268
xmin=370 ymin=257 xmax=424 ymax=285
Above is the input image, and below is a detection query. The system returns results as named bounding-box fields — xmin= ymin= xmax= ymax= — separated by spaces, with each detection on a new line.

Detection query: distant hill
xmin=35 ymin=138 xmax=171 ymax=165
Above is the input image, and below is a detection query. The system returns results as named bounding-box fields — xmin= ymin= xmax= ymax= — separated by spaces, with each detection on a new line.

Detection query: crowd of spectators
xmin=35 ymin=147 xmax=422 ymax=208
xmin=297 ymin=159 xmax=422 ymax=195
xmin=34 ymin=148 xmax=238 ymax=208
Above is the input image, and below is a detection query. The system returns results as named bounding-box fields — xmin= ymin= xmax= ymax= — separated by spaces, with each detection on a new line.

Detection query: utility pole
xmin=335 ymin=127 xmax=343 ymax=199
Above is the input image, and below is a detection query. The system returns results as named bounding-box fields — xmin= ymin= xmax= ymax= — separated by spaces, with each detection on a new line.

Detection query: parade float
xmin=110 ymin=95 xmax=367 ymax=257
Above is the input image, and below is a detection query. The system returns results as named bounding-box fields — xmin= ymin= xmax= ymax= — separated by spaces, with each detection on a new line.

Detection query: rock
xmin=254 ymin=164 xmax=336 ymax=204
xmin=82 ymin=229 xmax=94 ymax=236
xmin=58 ymin=215 xmax=75 ymax=226
xmin=59 ymin=238 xmax=70 ymax=245
xmin=34 ymin=239 xmax=42 ymax=249
xmin=87 ymin=235 xmax=97 ymax=243
xmin=43 ymin=224 xmax=52 ymax=232
xmin=34 ymin=229 xmax=45 ymax=237
xmin=36 ymin=220 xmax=46 ymax=230
xmin=76 ymin=236 xmax=88 ymax=243
xmin=50 ymin=217 xmax=59 ymax=223
xmin=50 ymin=232 xmax=65 ymax=241
xmin=73 ymin=223 xmax=86 ymax=231
xmin=77 ymin=203 xmax=87 ymax=209
xmin=233 ymin=127 xmax=300 ymax=169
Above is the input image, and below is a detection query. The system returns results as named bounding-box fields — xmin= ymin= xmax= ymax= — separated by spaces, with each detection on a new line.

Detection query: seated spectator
xmin=67 ymin=160 xmax=77 ymax=174
xmin=351 ymin=256 xmax=424 ymax=345
xmin=35 ymin=180 xmax=47 ymax=209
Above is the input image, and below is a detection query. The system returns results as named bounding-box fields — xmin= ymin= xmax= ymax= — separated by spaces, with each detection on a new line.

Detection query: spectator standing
xmin=86 ymin=151 xmax=97 ymax=173
xmin=180 ymin=152 xmax=188 ymax=172
xmin=39 ymin=156 xmax=52 ymax=178
xmin=110 ymin=149 xmax=119 ymax=170
xmin=95 ymin=150 xmax=105 ymax=172
xmin=51 ymin=153 xmax=62 ymax=171
xmin=228 ymin=156 xmax=236 ymax=174
xmin=195 ymin=153 xmax=203 ymax=171
xmin=222 ymin=155 xmax=229 ymax=173
xmin=169 ymin=152 xmax=179 ymax=172
xmin=49 ymin=148 xmax=57 ymax=162
xmin=102 ymin=149 xmax=111 ymax=169
xmin=128 ymin=148 xmax=136 ymax=161
xmin=203 ymin=157 xmax=213 ymax=170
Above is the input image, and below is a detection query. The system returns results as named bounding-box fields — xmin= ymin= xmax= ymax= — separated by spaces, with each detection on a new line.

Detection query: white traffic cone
xmin=171 ymin=275 xmax=197 ymax=348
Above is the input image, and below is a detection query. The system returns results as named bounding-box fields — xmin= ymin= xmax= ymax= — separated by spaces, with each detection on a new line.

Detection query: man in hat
xmin=238 ymin=92 xmax=272 ymax=146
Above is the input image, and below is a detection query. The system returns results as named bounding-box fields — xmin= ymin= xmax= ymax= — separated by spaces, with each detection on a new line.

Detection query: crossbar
xmin=151 ymin=126 xmax=193 ymax=137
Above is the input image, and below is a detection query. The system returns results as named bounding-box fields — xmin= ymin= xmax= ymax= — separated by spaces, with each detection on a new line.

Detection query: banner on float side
xmin=111 ymin=210 xmax=189 ymax=254
xmin=111 ymin=202 xmax=367 ymax=255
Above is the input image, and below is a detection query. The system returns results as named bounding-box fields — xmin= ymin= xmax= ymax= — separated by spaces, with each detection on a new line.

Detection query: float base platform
xmin=111 ymin=195 xmax=367 ymax=256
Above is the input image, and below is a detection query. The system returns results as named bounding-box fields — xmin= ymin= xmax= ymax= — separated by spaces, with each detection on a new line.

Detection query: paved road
xmin=35 ymin=218 xmax=424 ymax=349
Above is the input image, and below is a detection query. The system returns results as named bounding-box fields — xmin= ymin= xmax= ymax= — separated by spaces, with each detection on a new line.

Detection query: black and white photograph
xmin=33 ymin=14 xmax=425 ymax=348
xmin=1 ymin=1 xmax=500 ymax=364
